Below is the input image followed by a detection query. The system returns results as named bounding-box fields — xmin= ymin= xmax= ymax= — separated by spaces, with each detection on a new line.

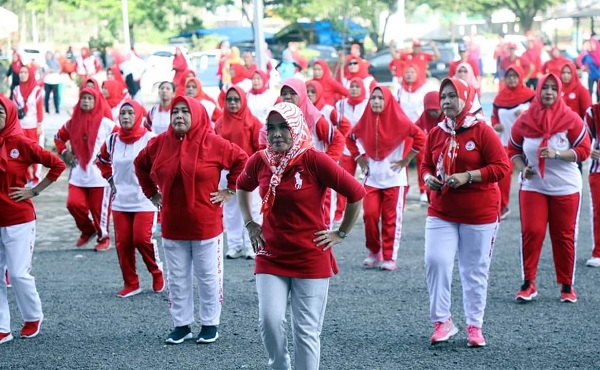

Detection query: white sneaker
xmin=586 ymin=257 xmax=600 ymax=267
xmin=419 ymin=193 xmax=428 ymax=204
xmin=226 ymin=249 xmax=245 ymax=259
xmin=245 ymin=250 xmax=256 ymax=260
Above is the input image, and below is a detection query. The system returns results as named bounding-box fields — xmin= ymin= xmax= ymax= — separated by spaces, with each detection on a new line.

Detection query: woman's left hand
xmin=313 ymin=230 xmax=343 ymax=251
xmin=390 ymin=158 xmax=410 ymax=172
xmin=8 ymin=187 xmax=36 ymax=202
xmin=446 ymin=172 xmax=469 ymax=189
xmin=539 ymin=146 xmax=556 ymax=159
xmin=210 ymin=189 xmax=234 ymax=207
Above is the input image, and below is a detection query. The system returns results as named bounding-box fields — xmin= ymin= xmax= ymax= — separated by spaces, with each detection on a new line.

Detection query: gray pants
xmin=256 ymin=274 xmax=329 ymax=370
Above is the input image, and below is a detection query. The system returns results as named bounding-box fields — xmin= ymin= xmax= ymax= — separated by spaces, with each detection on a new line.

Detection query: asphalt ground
xmin=2 ymin=90 xmax=600 ymax=369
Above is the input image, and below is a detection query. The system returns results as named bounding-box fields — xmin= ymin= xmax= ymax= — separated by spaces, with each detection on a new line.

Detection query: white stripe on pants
xmin=0 ymin=221 xmax=43 ymax=332
xmin=424 ymin=216 xmax=497 ymax=327
xmin=256 ymin=274 xmax=329 ymax=370
xmin=223 ymin=190 xmax=262 ymax=254
xmin=162 ymin=235 xmax=223 ymax=327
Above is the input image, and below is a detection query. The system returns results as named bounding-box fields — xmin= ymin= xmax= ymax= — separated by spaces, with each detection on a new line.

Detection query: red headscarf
xmin=80 ymin=77 xmax=101 ymax=92
xmin=172 ymin=47 xmax=188 ymax=72
xmin=401 ymin=63 xmax=426 ymax=92
xmin=79 ymin=78 xmax=113 ymax=119
xmin=150 ymin=96 xmax=211 ymax=213
xmin=11 ymin=53 xmax=23 ymax=74
xmin=102 ymin=80 xmax=128 ymax=109
xmin=118 ymin=100 xmax=148 ymax=144
xmin=559 ymin=60 xmax=582 ymax=98
xmin=250 ymin=70 xmax=269 ymax=94
xmin=215 ymin=85 xmax=261 ymax=154
xmin=185 ymin=77 xmax=217 ymax=106
xmin=512 ymin=73 xmax=582 ymax=178
xmin=436 ymin=78 xmax=484 ymax=184
xmin=494 ymin=64 xmax=535 ymax=108
xmin=175 ymin=69 xmax=196 ymax=97
xmin=259 ymin=102 xmax=313 ymax=215
xmin=17 ymin=66 xmax=39 ymax=114
xmin=230 ymin=64 xmax=248 ymax=84
xmin=69 ymin=88 xmax=107 ymax=170
xmin=281 ymin=78 xmax=322 ymax=130
xmin=81 ymin=47 xmax=91 ymax=59
xmin=0 ymin=96 xmax=23 ymax=173
xmin=347 ymin=77 xmax=366 ymax=107
xmin=352 ymin=86 xmax=414 ymax=160
xmin=109 ymin=65 xmax=126 ymax=87
xmin=306 ymin=80 xmax=326 ymax=110
xmin=415 ymin=91 xmax=443 ymax=134
xmin=344 ymin=56 xmax=369 ymax=79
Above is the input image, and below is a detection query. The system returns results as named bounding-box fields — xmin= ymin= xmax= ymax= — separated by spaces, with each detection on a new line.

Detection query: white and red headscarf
xmin=436 ymin=78 xmax=484 ymax=184
xmin=259 ymin=102 xmax=313 ymax=215
xmin=512 ymin=73 xmax=581 ymax=178
xmin=0 ymin=96 xmax=23 ymax=173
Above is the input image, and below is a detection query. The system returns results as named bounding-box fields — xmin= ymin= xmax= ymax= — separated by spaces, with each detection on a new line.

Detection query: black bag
xmin=17 ymin=107 xmax=26 ymax=119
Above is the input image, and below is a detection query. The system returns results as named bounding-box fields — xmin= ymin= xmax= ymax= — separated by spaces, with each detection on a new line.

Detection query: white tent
xmin=0 ymin=7 xmax=18 ymax=40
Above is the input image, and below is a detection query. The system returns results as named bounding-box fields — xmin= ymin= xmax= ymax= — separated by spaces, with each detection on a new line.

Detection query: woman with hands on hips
xmin=134 ymin=95 xmax=248 ymax=345
xmin=237 ymin=102 xmax=365 ymax=370
xmin=509 ymin=73 xmax=590 ymax=303
xmin=421 ymin=77 xmax=509 ymax=347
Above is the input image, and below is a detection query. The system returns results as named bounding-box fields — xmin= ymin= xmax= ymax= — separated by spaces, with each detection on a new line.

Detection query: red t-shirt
xmin=0 ymin=136 xmax=66 ymax=227
xmin=237 ymin=149 xmax=366 ymax=278
xmin=420 ymin=123 xmax=509 ymax=224
xmin=400 ymin=52 xmax=433 ymax=80
xmin=135 ymin=133 xmax=248 ymax=240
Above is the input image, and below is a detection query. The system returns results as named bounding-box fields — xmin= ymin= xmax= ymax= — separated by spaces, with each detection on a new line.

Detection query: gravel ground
xmin=3 ymin=92 xmax=600 ymax=369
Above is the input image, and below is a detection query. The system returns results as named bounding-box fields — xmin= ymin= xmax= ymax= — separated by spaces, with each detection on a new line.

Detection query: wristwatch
xmin=226 ymin=188 xmax=235 ymax=195
xmin=337 ymin=230 xmax=348 ymax=239
xmin=554 ymin=151 xmax=561 ymax=159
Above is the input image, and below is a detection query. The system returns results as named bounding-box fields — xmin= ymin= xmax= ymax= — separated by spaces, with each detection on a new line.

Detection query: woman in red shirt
xmin=311 ymin=59 xmax=349 ymax=105
xmin=0 ymin=95 xmax=66 ymax=344
xmin=421 ymin=78 xmax=509 ymax=347
xmin=237 ymin=102 xmax=365 ymax=370
xmin=134 ymin=96 xmax=247 ymax=345
xmin=560 ymin=60 xmax=591 ymax=119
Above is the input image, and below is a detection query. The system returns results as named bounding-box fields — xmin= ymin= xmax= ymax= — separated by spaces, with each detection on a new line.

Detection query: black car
xmin=368 ymin=44 xmax=456 ymax=85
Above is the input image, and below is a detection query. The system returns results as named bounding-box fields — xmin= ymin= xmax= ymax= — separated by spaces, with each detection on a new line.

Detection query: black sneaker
xmin=165 ymin=325 xmax=193 ymax=344
xmin=196 ymin=325 xmax=219 ymax=344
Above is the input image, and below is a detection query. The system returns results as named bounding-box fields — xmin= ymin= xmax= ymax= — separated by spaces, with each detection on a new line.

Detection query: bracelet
xmin=226 ymin=188 xmax=235 ymax=195
xmin=466 ymin=171 xmax=473 ymax=184
xmin=244 ymin=220 xmax=254 ymax=227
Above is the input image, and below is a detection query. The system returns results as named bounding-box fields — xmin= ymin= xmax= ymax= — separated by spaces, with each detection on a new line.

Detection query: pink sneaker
xmin=430 ymin=318 xmax=458 ymax=345
xmin=362 ymin=251 xmax=383 ymax=268
xmin=380 ymin=260 xmax=397 ymax=271
xmin=466 ymin=325 xmax=486 ymax=347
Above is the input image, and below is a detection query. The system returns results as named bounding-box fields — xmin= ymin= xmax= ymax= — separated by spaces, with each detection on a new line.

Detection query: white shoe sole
xmin=0 ymin=333 xmax=14 ymax=344
xmin=467 ymin=340 xmax=487 ymax=347
xmin=165 ymin=332 xmax=193 ymax=344
xmin=431 ymin=325 xmax=458 ymax=344
xmin=117 ymin=288 xmax=142 ymax=298
xmin=586 ymin=259 xmax=600 ymax=267
xmin=196 ymin=332 xmax=219 ymax=344
xmin=516 ymin=291 xmax=538 ymax=302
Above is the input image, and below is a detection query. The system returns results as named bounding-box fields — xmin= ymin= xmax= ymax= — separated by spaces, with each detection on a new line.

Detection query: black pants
xmin=588 ymin=78 xmax=600 ymax=102
xmin=44 ymin=83 xmax=59 ymax=113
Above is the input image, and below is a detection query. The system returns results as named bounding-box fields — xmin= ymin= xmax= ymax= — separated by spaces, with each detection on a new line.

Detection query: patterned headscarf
xmin=259 ymin=102 xmax=313 ymax=215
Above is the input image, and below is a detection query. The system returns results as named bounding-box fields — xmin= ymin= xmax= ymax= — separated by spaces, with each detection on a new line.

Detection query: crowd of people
xmin=1 ymin=31 xmax=600 ymax=369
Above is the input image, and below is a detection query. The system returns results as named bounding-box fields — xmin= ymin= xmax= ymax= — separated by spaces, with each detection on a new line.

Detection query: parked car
xmin=367 ymin=43 xmax=457 ymax=85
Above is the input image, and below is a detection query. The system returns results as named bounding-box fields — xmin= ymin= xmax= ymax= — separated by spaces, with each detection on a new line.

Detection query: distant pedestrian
xmin=146 ymin=81 xmax=174 ymax=135
xmin=4 ymin=52 xmax=23 ymax=100
xmin=42 ymin=51 xmax=61 ymax=114
xmin=0 ymin=95 xmax=67 ymax=344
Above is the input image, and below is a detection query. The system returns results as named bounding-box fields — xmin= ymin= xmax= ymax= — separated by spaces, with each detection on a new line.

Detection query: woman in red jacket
xmin=215 ymin=86 xmax=264 ymax=259
xmin=414 ymin=91 xmax=443 ymax=203
xmin=134 ymin=96 xmax=248 ymax=345
xmin=510 ymin=74 xmax=590 ymax=304
xmin=421 ymin=78 xmax=509 ymax=347
xmin=237 ymin=102 xmax=365 ymax=370
xmin=311 ymin=59 xmax=349 ymax=105
xmin=0 ymin=95 xmax=66 ymax=344
xmin=560 ymin=60 xmax=591 ymax=118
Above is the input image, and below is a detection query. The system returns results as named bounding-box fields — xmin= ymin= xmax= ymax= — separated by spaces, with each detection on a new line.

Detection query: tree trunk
xmin=379 ymin=13 xmax=392 ymax=49
xmin=518 ymin=12 xmax=535 ymax=33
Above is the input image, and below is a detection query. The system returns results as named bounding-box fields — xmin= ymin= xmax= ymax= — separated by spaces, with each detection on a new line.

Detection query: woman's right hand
xmin=63 ymin=150 xmax=76 ymax=166
xmin=357 ymin=156 xmax=369 ymax=176
xmin=493 ymin=124 xmax=504 ymax=133
xmin=521 ymin=166 xmax=535 ymax=180
xmin=426 ymin=175 xmax=444 ymax=191
xmin=245 ymin=220 xmax=265 ymax=252
xmin=150 ymin=192 xmax=163 ymax=209
xmin=592 ymin=149 xmax=600 ymax=160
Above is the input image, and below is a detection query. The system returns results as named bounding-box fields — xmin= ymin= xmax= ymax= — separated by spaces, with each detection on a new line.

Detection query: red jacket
xmin=420 ymin=123 xmax=509 ymax=224
xmin=134 ymin=133 xmax=248 ymax=240
xmin=237 ymin=149 xmax=366 ymax=278
xmin=0 ymin=137 xmax=66 ymax=227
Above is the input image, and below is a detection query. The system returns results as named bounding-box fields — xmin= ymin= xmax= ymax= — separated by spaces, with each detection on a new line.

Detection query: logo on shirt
xmin=9 ymin=149 xmax=19 ymax=158
xmin=294 ymin=171 xmax=303 ymax=189
xmin=465 ymin=141 xmax=476 ymax=151
xmin=568 ymin=92 xmax=576 ymax=99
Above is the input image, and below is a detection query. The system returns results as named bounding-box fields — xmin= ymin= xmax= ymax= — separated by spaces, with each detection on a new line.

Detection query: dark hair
xmin=158 ymin=81 xmax=176 ymax=91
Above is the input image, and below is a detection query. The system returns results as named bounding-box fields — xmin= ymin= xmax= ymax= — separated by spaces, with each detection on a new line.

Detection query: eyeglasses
xmin=226 ymin=97 xmax=241 ymax=103
xmin=348 ymin=62 xmax=359 ymax=66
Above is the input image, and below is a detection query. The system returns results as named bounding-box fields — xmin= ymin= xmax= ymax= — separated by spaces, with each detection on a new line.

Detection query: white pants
xmin=221 ymin=170 xmax=262 ymax=254
xmin=162 ymin=235 xmax=223 ymax=327
xmin=256 ymin=274 xmax=329 ymax=370
xmin=0 ymin=221 xmax=43 ymax=332
xmin=424 ymin=216 xmax=497 ymax=327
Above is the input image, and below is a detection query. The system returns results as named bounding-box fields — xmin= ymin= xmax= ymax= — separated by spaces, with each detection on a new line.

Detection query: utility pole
xmin=253 ymin=0 xmax=267 ymax=71
xmin=121 ymin=0 xmax=131 ymax=50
